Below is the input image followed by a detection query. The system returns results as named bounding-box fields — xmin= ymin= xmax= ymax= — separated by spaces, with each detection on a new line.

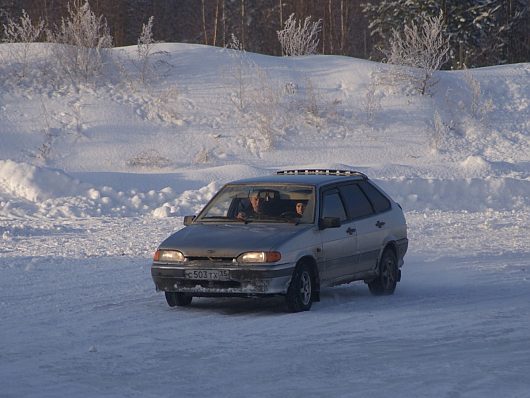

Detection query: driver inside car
xmin=237 ymin=191 xmax=264 ymax=220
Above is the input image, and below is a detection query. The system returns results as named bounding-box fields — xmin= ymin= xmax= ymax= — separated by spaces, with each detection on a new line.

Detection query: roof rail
xmin=276 ymin=169 xmax=367 ymax=179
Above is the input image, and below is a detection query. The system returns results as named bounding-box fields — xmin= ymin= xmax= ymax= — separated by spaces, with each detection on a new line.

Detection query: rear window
xmin=358 ymin=181 xmax=391 ymax=213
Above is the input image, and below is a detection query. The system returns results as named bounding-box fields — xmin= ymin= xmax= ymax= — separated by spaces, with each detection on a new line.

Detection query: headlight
xmin=154 ymin=249 xmax=186 ymax=262
xmin=237 ymin=251 xmax=281 ymax=264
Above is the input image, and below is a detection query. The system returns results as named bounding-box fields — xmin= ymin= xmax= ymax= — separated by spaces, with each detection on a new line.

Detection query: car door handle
xmin=375 ymin=220 xmax=386 ymax=228
xmin=346 ymin=227 xmax=356 ymax=235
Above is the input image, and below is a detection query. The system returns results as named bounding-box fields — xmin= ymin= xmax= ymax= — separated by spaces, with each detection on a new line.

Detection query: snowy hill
xmin=1 ymin=43 xmax=529 ymax=397
xmin=1 ymin=44 xmax=529 ymax=219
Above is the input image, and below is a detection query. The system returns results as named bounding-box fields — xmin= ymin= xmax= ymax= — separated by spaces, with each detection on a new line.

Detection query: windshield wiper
xmin=243 ymin=216 xmax=293 ymax=224
xmin=199 ymin=216 xmax=244 ymax=223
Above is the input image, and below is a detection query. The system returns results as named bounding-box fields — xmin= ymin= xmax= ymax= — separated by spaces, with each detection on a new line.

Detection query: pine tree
xmin=362 ymin=0 xmax=529 ymax=67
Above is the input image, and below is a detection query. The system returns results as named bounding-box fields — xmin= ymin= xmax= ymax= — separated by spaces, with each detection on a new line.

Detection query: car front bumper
xmin=151 ymin=262 xmax=294 ymax=297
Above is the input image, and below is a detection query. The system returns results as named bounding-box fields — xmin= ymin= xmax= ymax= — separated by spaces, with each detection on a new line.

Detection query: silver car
xmin=151 ymin=169 xmax=408 ymax=312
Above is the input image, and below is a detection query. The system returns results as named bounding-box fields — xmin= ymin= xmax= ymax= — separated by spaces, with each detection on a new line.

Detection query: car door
xmin=355 ymin=181 xmax=392 ymax=272
xmin=318 ymin=187 xmax=357 ymax=284
xmin=338 ymin=183 xmax=377 ymax=275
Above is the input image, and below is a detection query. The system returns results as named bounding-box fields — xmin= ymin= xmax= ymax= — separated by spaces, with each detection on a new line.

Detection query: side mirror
xmin=183 ymin=215 xmax=196 ymax=226
xmin=319 ymin=217 xmax=341 ymax=230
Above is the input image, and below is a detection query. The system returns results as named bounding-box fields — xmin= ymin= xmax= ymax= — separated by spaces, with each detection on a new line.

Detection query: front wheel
xmin=165 ymin=292 xmax=193 ymax=307
xmin=285 ymin=263 xmax=313 ymax=312
xmin=368 ymin=249 xmax=398 ymax=295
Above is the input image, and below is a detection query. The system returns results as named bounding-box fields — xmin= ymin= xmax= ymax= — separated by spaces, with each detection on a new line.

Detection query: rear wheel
xmin=285 ymin=263 xmax=313 ymax=312
xmin=368 ymin=248 xmax=398 ymax=295
xmin=165 ymin=292 xmax=193 ymax=307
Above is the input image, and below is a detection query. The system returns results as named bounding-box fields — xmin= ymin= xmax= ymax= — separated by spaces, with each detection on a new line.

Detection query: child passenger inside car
xmin=295 ymin=201 xmax=306 ymax=217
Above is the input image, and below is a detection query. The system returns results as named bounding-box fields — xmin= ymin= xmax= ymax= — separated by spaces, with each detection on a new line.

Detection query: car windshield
xmin=195 ymin=184 xmax=316 ymax=224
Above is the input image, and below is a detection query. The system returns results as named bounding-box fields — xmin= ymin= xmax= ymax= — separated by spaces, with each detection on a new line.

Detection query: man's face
xmin=250 ymin=195 xmax=262 ymax=212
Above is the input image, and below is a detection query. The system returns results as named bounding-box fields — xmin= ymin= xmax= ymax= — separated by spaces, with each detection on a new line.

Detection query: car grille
xmin=186 ymin=257 xmax=235 ymax=266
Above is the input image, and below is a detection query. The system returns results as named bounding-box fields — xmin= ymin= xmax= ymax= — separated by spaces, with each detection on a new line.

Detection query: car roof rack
xmin=276 ymin=169 xmax=367 ymax=179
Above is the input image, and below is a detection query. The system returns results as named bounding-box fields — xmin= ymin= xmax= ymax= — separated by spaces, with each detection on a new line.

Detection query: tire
xmin=285 ymin=263 xmax=313 ymax=312
xmin=368 ymin=248 xmax=398 ymax=296
xmin=165 ymin=292 xmax=193 ymax=307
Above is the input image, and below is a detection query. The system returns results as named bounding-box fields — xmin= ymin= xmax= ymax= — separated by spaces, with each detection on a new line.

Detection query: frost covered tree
xmin=277 ymin=13 xmax=322 ymax=56
xmin=137 ymin=16 xmax=155 ymax=84
xmin=2 ymin=9 xmax=43 ymax=43
xmin=226 ymin=33 xmax=252 ymax=110
xmin=2 ymin=9 xmax=44 ymax=77
xmin=384 ymin=12 xmax=449 ymax=95
xmin=47 ymin=0 xmax=113 ymax=82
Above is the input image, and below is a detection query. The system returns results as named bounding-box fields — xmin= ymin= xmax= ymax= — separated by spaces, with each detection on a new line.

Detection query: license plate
xmin=184 ymin=269 xmax=230 ymax=281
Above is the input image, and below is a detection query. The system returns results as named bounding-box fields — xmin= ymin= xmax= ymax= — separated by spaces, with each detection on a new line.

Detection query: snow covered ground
xmin=0 ymin=43 xmax=529 ymax=397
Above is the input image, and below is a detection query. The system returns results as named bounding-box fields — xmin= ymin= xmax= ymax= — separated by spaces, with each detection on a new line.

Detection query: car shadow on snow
xmin=162 ymin=283 xmax=377 ymax=315
xmin=171 ymin=296 xmax=288 ymax=315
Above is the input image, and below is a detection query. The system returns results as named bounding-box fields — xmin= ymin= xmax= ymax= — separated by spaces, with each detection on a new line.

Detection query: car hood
xmin=159 ymin=222 xmax=312 ymax=258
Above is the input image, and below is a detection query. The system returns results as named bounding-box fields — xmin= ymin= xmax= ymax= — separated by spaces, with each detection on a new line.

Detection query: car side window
xmin=339 ymin=184 xmax=374 ymax=219
xmin=321 ymin=190 xmax=347 ymax=221
xmin=358 ymin=181 xmax=391 ymax=213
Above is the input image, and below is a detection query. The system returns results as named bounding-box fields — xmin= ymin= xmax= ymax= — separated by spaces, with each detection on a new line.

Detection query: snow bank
xmin=0 ymin=160 xmax=217 ymax=218
xmin=1 ymin=160 xmax=528 ymax=219
xmin=379 ymin=176 xmax=530 ymax=212
xmin=0 ymin=159 xmax=86 ymax=202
